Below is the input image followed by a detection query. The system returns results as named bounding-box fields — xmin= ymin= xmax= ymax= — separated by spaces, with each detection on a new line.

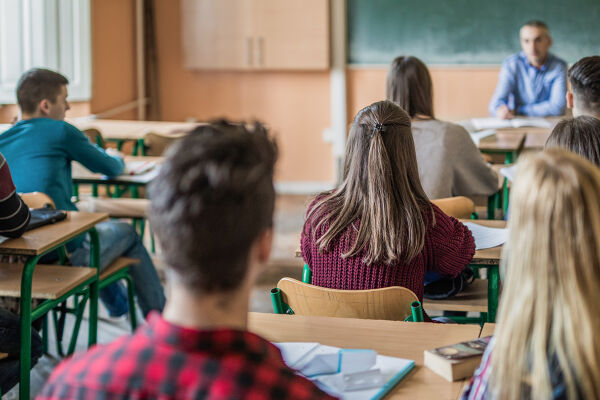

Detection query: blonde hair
xmin=490 ymin=149 xmax=600 ymax=399
xmin=304 ymin=100 xmax=431 ymax=265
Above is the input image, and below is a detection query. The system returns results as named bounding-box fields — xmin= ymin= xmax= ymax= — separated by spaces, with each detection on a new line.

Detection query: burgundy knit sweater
xmin=301 ymin=202 xmax=475 ymax=303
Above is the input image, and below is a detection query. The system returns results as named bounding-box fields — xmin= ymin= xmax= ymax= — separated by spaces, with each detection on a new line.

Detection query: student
xmin=0 ymin=152 xmax=42 ymax=395
xmin=546 ymin=116 xmax=600 ymax=166
xmin=489 ymin=20 xmax=567 ymax=118
xmin=0 ymin=68 xmax=165 ymax=318
xmin=38 ymin=121 xmax=335 ymax=399
xmin=301 ymin=100 xmax=475 ymax=319
xmin=463 ymin=149 xmax=600 ymax=399
xmin=566 ymin=56 xmax=600 ymax=119
xmin=387 ymin=56 xmax=498 ymax=199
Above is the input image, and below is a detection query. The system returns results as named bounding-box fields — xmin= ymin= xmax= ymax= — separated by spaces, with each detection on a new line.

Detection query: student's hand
xmin=105 ymin=148 xmax=125 ymax=159
xmin=495 ymin=105 xmax=515 ymax=120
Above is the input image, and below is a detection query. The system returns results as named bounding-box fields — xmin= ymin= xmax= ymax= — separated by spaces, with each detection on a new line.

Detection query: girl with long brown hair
xmin=301 ymin=101 xmax=475 ymax=318
xmin=387 ymin=56 xmax=498 ymax=199
xmin=463 ymin=149 xmax=600 ymax=399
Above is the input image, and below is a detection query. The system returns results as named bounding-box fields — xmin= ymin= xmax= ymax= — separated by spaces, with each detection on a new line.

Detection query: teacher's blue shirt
xmin=488 ymin=52 xmax=567 ymax=117
xmin=0 ymin=118 xmax=124 ymax=211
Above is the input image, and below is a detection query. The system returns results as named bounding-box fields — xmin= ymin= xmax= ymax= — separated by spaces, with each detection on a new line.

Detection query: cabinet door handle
xmin=256 ymin=36 xmax=264 ymax=66
xmin=246 ymin=37 xmax=253 ymax=66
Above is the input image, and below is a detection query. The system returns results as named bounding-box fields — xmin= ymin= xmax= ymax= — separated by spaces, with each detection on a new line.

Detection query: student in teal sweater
xmin=0 ymin=68 xmax=165 ymax=318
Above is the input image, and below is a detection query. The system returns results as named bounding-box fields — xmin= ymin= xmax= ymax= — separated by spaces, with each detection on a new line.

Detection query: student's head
xmin=150 ymin=120 xmax=277 ymax=294
xmin=491 ymin=149 xmax=600 ymax=399
xmin=16 ymin=68 xmax=70 ymax=120
xmin=545 ymin=116 xmax=600 ymax=166
xmin=386 ymin=56 xmax=434 ymax=119
xmin=306 ymin=100 xmax=429 ymax=265
xmin=519 ymin=20 xmax=552 ymax=67
xmin=567 ymin=56 xmax=600 ymax=118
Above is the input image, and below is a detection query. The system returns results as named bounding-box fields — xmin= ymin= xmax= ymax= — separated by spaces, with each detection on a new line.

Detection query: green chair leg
xmin=270 ymin=288 xmax=293 ymax=314
xmin=124 ymin=275 xmax=138 ymax=331
xmin=302 ymin=264 xmax=312 ymax=284
xmin=411 ymin=301 xmax=424 ymax=322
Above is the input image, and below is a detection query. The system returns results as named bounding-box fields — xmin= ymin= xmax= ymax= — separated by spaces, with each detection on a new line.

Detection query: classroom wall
xmin=347 ymin=67 xmax=500 ymax=122
xmin=152 ymin=0 xmax=334 ymax=184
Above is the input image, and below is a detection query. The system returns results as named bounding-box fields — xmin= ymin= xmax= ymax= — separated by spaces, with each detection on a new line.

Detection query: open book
xmin=276 ymin=342 xmax=415 ymax=400
xmin=471 ymin=117 xmax=551 ymax=131
xmin=463 ymin=222 xmax=507 ymax=250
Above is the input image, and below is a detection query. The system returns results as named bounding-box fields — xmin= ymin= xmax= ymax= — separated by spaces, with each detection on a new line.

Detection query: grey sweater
xmin=411 ymin=119 xmax=498 ymax=199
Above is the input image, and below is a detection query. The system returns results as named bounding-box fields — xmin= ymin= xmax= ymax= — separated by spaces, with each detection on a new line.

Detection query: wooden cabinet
xmin=181 ymin=0 xmax=330 ymax=70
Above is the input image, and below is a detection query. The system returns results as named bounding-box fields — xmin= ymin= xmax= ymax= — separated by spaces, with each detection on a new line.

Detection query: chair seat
xmin=0 ymin=263 xmax=96 ymax=300
xmin=77 ymin=198 xmax=149 ymax=218
xmin=423 ymin=279 xmax=488 ymax=313
xmin=99 ymin=257 xmax=139 ymax=281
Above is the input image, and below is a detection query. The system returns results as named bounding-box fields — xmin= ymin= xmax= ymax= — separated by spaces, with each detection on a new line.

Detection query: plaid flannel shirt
xmin=38 ymin=312 xmax=335 ymax=400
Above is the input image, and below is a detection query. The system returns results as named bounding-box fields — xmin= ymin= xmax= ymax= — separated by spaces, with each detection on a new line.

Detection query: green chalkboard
xmin=348 ymin=0 xmax=600 ymax=65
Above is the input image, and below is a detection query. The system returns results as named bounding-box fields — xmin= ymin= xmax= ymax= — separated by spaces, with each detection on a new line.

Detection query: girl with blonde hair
xmin=301 ymin=101 xmax=475 ymax=320
xmin=463 ymin=148 xmax=600 ymax=399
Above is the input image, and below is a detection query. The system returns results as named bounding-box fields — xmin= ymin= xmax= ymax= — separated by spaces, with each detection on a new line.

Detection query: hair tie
xmin=371 ymin=123 xmax=387 ymax=139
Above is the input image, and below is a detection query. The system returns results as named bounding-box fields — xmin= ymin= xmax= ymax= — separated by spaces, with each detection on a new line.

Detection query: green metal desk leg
xmin=88 ymin=228 xmax=100 ymax=346
xmin=487 ymin=192 xmax=499 ymax=220
xmin=505 ymin=151 xmax=515 ymax=164
xmin=19 ymin=255 xmax=41 ymax=400
xmin=487 ymin=266 xmax=500 ymax=322
xmin=502 ymin=177 xmax=509 ymax=216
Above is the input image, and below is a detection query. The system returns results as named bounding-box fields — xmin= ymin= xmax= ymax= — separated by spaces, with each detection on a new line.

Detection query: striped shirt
xmin=0 ymin=152 xmax=30 ymax=237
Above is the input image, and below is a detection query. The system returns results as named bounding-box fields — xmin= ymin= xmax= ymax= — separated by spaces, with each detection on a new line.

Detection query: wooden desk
xmin=0 ymin=211 xmax=107 ymax=399
xmin=72 ymin=156 xmax=163 ymax=188
xmin=248 ymin=312 xmax=480 ymax=399
xmin=480 ymin=323 xmax=496 ymax=338
xmin=69 ymin=119 xmax=199 ymax=140
xmin=478 ymin=131 xmax=525 ymax=164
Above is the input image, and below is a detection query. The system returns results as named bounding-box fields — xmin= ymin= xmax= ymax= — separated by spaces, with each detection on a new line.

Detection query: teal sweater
xmin=0 ymin=118 xmax=124 ymax=211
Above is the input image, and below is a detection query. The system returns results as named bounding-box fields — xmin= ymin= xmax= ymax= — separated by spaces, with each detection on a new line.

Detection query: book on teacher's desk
xmin=424 ymin=336 xmax=492 ymax=382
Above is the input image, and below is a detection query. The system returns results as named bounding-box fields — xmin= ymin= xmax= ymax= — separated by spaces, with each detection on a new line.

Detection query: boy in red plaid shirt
xmin=38 ymin=121 xmax=335 ymax=400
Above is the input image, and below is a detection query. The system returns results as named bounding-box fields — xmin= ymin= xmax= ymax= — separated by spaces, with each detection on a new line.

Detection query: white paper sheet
xmin=0 ymin=235 xmax=9 ymax=245
xmin=471 ymin=117 xmax=551 ymax=131
xmin=469 ymin=129 xmax=496 ymax=146
xmin=123 ymin=161 xmax=156 ymax=176
xmin=275 ymin=342 xmax=415 ymax=400
xmin=463 ymin=222 xmax=508 ymax=250
xmin=500 ymin=165 xmax=517 ymax=182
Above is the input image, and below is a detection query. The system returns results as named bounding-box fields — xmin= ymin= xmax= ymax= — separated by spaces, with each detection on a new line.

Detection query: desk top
xmin=461 ymin=219 xmax=506 ymax=265
xmin=480 ymin=323 xmax=496 ymax=338
xmin=72 ymin=156 xmax=164 ymax=185
xmin=0 ymin=212 xmax=108 ymax=256
xmin=68 ymin=119 xmax=200 ymax=140
xmin=478 ymin=131 xmax=525 ymax=153
xmin=248 ymin=312 xmax=480 ymax=399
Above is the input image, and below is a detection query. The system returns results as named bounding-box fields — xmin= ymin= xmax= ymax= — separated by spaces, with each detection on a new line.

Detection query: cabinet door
xmin=252 ymin=0 xmax=329 ymax=70
xmin=182 ymin=0 xmax=254 ymax=70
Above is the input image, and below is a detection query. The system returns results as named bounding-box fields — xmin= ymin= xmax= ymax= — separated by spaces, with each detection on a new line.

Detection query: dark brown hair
xmin=386 ymin=56 xmax=434 ymax=119
xmin=304 ymin=100 xmax=431 ymax=265
xmin=545 ymin=116 xmax=600 ymax=167
xmin=16 ymin=68 xmax=69 ymax=114
xmin=569 ymin=56 xmax=600 ymax=116
xmin=149 ymin=120 xmax=277 ymax=292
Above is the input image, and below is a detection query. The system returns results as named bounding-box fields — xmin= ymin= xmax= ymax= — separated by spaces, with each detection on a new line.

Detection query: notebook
xmin=470 ymin=117 xmax=551 ymax=131
xmin=276 ymin=342 xmax=415 ymax=400
xmin=25 ymin=208 xmax=68 ymax=231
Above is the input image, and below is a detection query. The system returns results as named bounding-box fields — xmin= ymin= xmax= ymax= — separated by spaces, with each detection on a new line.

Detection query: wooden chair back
xmin=431 ymin=196 xmax=475 ymax=219
xmin=143 ymin=131 xmax=186 ymax=156
xmin=276 ymin=277 xmax=419 ymax=321
xmin=82 ymin=128 xmax=105 ymax=148
xmin=20 ymin=192 xmax=56 ymax=209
